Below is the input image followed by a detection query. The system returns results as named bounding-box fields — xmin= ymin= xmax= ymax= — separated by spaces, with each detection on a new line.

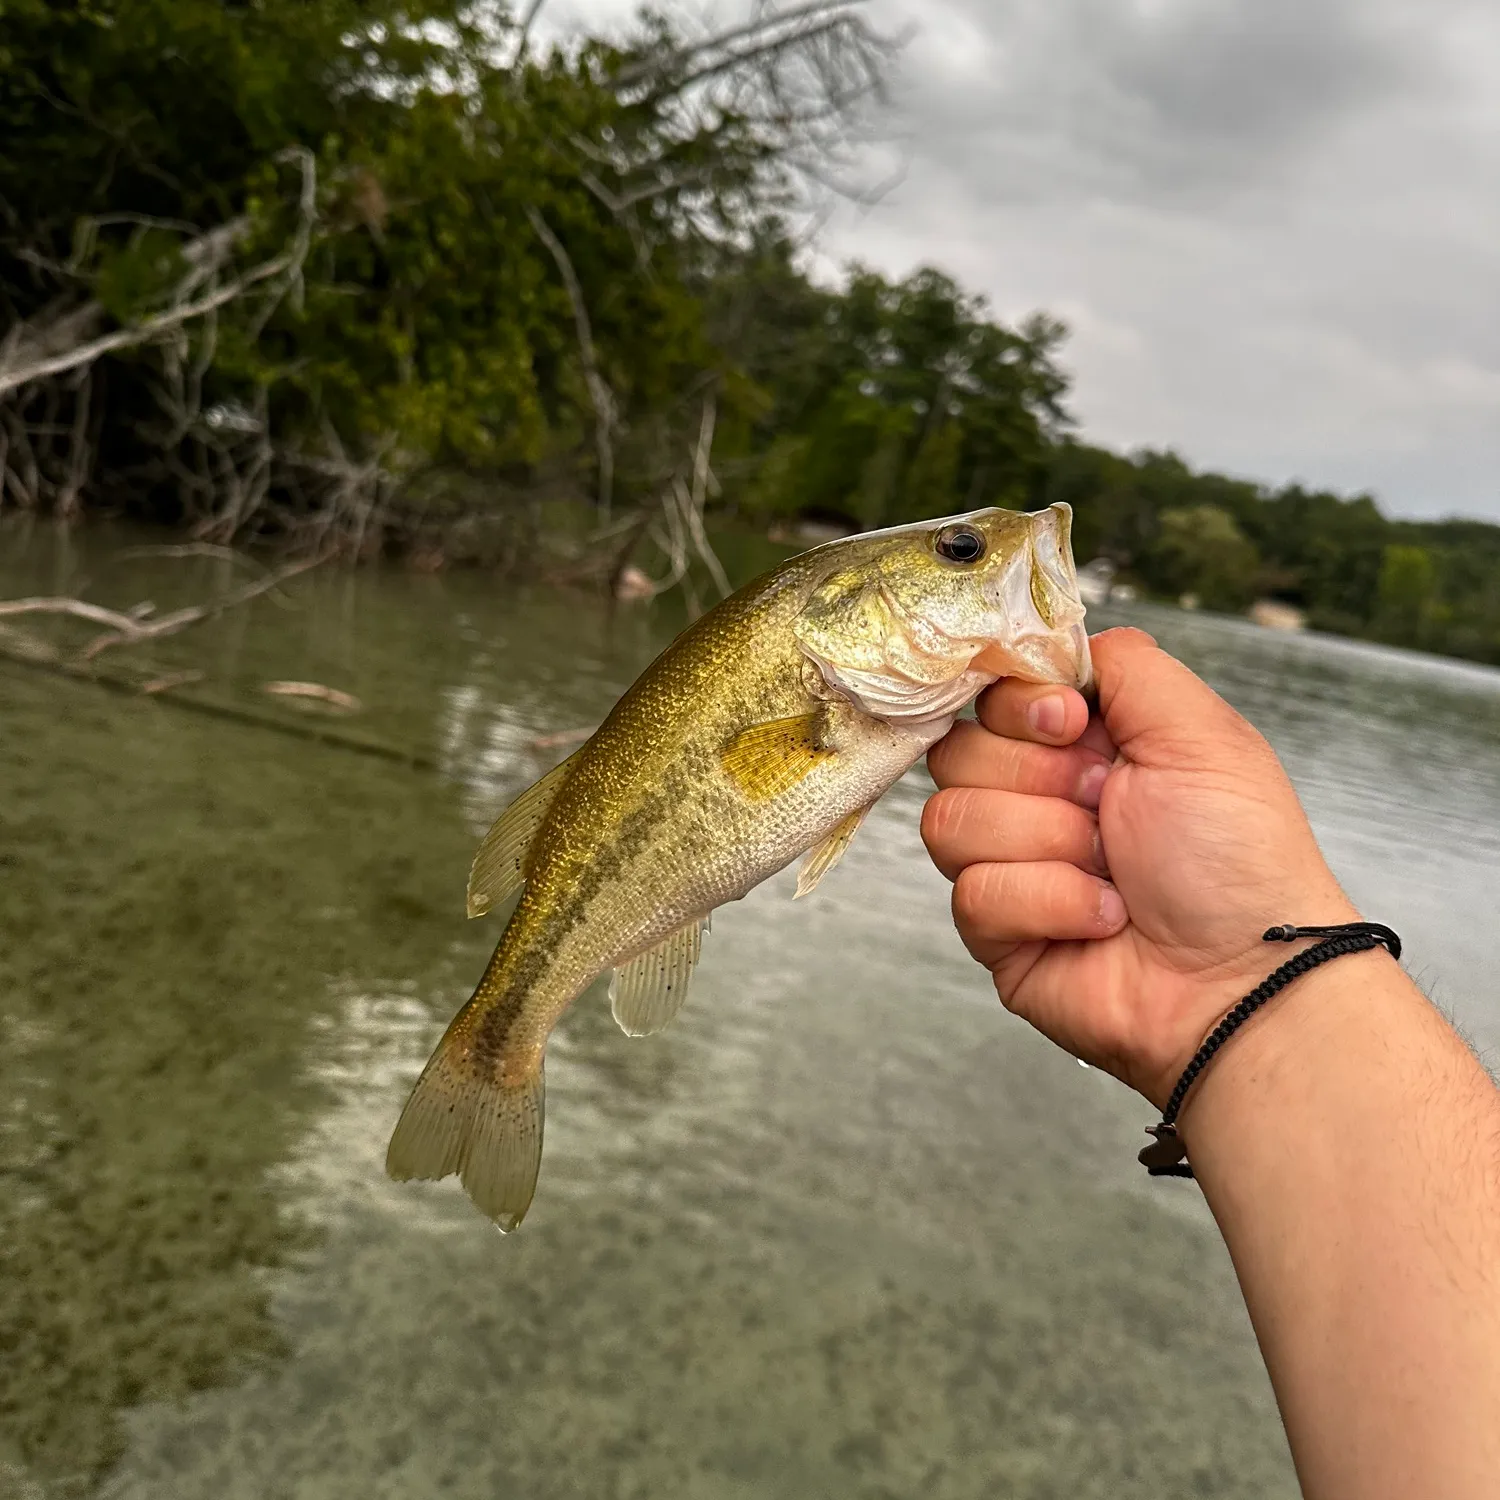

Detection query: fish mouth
xmin=971 ymin=617 xmax=1092 ymax=693
xmin=1059 ymin=619 xmax=1095 ymax=694
xmin=971 ymin=505 xmax=1093 ymax=691
xmin=1025 ymin=504 xmax=1092 ymax=691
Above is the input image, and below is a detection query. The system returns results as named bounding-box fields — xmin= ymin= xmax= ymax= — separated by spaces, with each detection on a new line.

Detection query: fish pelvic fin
xmin=467 ymin=750 xmax=582 ymax=918
xmin=609 ymin=918 xmax=708 ymax=1037
xmin=720 ymin=712 xmax=833 ymax=802
xmin=794 ymin=803 xmax=873 ymax=900
xmin=385 ymin=1018 xmax=545 ymax=1233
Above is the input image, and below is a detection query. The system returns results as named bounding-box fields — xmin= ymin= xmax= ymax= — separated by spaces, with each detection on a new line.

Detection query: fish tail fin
xmin=385 ymin=1011 xmax=545 ymax=1233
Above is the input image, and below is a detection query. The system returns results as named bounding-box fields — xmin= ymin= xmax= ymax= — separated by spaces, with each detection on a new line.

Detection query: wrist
xmin=1173 ymin=944 xmax=1413 ymax=1156
xmin=1139 ymin=896 xmax=1366 ymax=1110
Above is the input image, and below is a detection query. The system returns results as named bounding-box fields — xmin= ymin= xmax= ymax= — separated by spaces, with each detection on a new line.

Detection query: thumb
xmin=1090 ymin=628 xmax=1250 ymax=767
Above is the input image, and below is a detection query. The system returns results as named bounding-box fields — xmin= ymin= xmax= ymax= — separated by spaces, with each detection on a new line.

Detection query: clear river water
xmin=3 ymin=523 xmax=1499 ymax=1500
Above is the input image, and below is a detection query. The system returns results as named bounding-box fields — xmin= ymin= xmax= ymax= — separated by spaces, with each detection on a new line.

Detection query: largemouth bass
xmin=387 ymin=505 xmax=1092 ymax=1229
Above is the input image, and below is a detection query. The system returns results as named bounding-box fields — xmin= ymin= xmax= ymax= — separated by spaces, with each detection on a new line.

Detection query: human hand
xmin=923 ymin=627 xmax=1360 ymax=1108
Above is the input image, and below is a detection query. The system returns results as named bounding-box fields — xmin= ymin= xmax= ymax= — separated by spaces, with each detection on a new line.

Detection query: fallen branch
xmin=0 ymin=637 xmax=437 ymax=771
xmin=84 ymin=550 xmax=328 ymax=658
xmin=0 ymin=549 xmax=331 ymax=661
xmin=262 ymin=679 xmax=362 ymax=714
xmin=0 ymin=596 xmax=150 ymax=632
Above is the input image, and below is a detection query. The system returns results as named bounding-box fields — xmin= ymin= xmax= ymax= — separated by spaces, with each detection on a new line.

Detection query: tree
xmin=1146 ymin=504 xmax=1260 ymax=612
xmin=1375 ymin=544 xmax=1437 ymax=644
xmin=723 ymin=262 xmax=1071 ymax=525
xmin=0 ymin=0 xmax=892 ymax=556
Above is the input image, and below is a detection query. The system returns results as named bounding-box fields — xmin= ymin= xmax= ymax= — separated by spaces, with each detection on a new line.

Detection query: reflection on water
xmin=3 ymin=526 xmax=1498 ymax=1499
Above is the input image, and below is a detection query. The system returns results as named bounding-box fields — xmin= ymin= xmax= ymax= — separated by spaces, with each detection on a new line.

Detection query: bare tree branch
xmin=612 ymin=0 xmax=862 ymax=88
xmin=0 ymin=149 xmax=315 ymax=399
xmin=511 ymin=0 xmax=550 ymax=69
xmin=525 ymin=205 xmax=618 ymax=520
xmin=683 ymin=393 xmax=731 ymax=597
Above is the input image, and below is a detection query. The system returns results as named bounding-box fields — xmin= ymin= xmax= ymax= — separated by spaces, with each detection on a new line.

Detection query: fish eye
xmin=934 ymin=524 xmax=986 ymax=565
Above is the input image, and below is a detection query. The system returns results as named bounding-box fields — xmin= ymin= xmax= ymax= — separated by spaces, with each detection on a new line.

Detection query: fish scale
xmin=386 ymin=505 xmax=1092 ymax=1230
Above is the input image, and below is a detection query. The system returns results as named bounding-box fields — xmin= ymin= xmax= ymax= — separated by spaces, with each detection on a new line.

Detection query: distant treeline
xmin=2 ymin=0 xmax=1497 ymax=664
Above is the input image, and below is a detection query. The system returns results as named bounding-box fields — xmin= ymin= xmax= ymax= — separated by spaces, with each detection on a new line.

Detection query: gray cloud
xmin=817 ymin=0 xmax=1500 ymax=519
xmin=892 ymin=0 xmax=1433 ymax=204
xmin=542 ymin=0 xmax=1500 ymax=520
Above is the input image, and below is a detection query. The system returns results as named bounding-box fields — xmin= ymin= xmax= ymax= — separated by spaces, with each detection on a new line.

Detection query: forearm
xmin=1183 ymin=950 xmax=1500 ymax=1499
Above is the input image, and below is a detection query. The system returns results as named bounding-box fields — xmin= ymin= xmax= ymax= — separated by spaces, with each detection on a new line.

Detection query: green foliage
xmin=717 ymin=261 xmax=1069 ymax=526
xmin=1376 ymin=544 xmax=1437 ymax=642
xmin=0 ymin=0 xmax=847 ymax=526
xmin=1039 ymin=441 xmax=1500 ymax=664
xmin=1149 ymin=504 xmax=1259 ymax=612
xmin=2 ymin=0 xmax=1499 ymax=666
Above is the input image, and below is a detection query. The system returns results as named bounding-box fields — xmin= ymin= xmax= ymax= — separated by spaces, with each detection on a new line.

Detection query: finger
xmin=974 ymin=681 xmax=1090 ymax=746
xmin=922 ymin=787 xmax=1107 ymax=881
xmin=1077 ymin=711 xmax=1117 ymax=761
xmin=951 ymin=860 xmax=1127 ymax=964
xmin=1089 ymin=627 xmax=1254 ymax=767
xmin=928 ymin=720 xmax=1112 ymax=810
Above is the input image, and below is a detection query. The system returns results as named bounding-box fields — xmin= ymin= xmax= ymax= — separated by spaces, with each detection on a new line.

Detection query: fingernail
xmin=1098 ymin=884 xmax=1127 ymax=929
xmin=1027 ymin=695 xmax=1066 ymax=739
xmin=1076 ymin=761 xmax=1109 ymax=809
xmin=1091 ymin=826 xmax=1111 ymax=877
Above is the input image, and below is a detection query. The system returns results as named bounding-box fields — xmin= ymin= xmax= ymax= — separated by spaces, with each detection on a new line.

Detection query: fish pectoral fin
xmin=467 ymin=750 xmax=582 ymax=918
xmin=720 ymin=712 xmax=833 ymax=802
xmin=794 ymin=803 xmax=873 ymax=900
xmin=609 ymin=918 xmax=709 ymax=1037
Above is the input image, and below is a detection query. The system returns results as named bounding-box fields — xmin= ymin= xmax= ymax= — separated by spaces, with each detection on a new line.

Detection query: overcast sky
xmin=542 ymin=0 xmax=1500 ymax=522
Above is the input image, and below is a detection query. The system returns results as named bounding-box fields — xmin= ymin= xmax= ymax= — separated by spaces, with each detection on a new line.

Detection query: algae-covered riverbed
xmin=3 ymin=526 xmax=1499 ymax=1499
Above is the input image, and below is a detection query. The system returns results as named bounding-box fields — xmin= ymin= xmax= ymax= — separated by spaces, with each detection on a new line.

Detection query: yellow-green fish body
xmin=387 ymin=506 xmax=1092 ymax=1228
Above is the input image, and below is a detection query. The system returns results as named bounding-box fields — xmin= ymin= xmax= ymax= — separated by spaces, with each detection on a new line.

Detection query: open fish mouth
xmin=970 ymin=506 xmax=1093 ymax=691
xmin=972 ymin=614 xmax=1093 ymax=693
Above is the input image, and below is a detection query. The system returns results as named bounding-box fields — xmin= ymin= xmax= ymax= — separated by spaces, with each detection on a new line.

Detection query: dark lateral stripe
xmin=470 ymin=779 xmax=698 ymax=1060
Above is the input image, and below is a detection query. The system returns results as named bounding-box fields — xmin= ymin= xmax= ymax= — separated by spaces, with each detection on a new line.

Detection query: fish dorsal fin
xmin=467 ymin=751 xmax=582 ymax=918
xmin=720 ymin=713 xmax=833 ymax=802
xmin=794 ymin=803 xmax=872 ymax=899
xmin=609 ymin=919 xmax=708 ymax=1037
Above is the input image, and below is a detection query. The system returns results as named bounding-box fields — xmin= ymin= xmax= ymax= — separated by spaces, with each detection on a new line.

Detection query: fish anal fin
xmin=609 ymin=918 xmax=708 ymax=1037
xmin=467 ymin=750 xmax=582 ymax=918
xmin=720 ymin=713 xmax=833 ymax=802
xmin=794 ymin=803 xmax=873 ymax=900
xmin=386 ymin=1024 xmax=545 ymax=1233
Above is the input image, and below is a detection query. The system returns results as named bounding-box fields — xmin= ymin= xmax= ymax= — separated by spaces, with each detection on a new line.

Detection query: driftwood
xmin=261 ymin=679 xmax=362 ymax=714
xmin=0 ymin=549 xmax=329 ymax=660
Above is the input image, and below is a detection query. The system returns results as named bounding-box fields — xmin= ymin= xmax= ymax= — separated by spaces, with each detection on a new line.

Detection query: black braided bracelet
xmin=1138 ymin=921 xmax=1403 ymax=1178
